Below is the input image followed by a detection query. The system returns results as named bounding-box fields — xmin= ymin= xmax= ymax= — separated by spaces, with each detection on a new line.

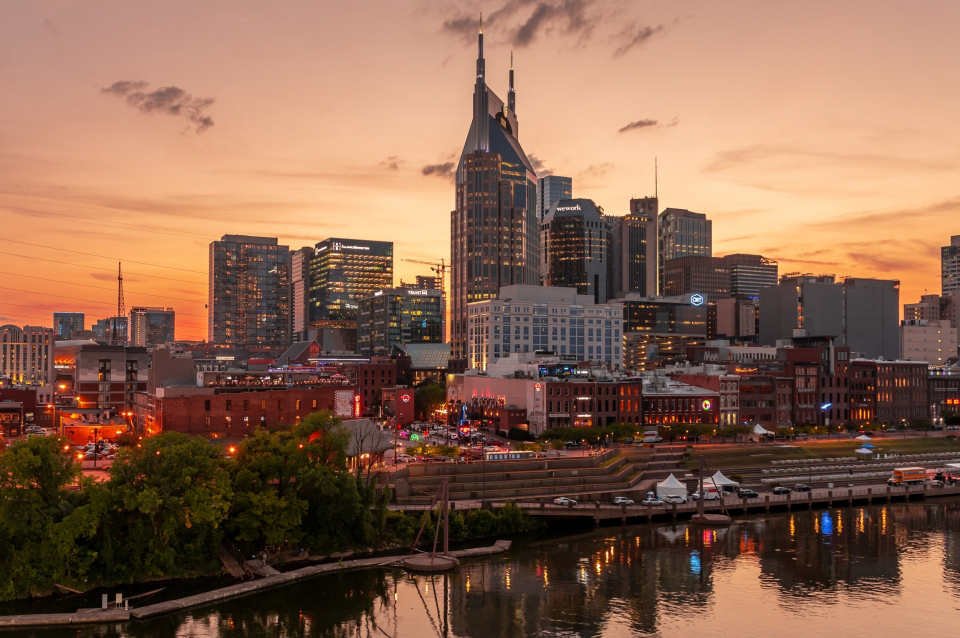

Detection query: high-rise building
xmin=657 ymin=208 xmax=711 ymax=294
xmin=451 ymin=27 xmax=539 ymax=361
xmin=663 ymin=256 xmax=730 ymax=303
xmin=943 ymin=235 xmax=960 ymax=295
xmin=467 ymin=285 xmax=623 ymax=371
xmin=613 ymin=197 xmax=659 ymax=298
xmin=759 ymin=274 xmax=899 ymax=359
xmin=357 ymin=287 xmax=444 ymax=357
xmin=904 ymin=292 xmax=958 ymax=328
xmin=0 ymin=324 xmax=56 ymax=384
xmin=208 ymin=235 xmax=291 ymax=348
xmin=52 ymin=312 xmax=85 ymax=340
xmin=537 ymin=175 xmax=572 ymax=221
xmin=617 ymin=294 xmax=708 ymax=370
xmin=93 ymin=317 xmax=128 ymax=344
xmin=540 ymin=198 xmax=609 ymax=303
xmin=308 ymin=238 xmax=393 ymax=323
xmin=722 ymin=254 xmax=778 ymax=300
xmin=128 ymin=307 xmax=175 ymax=347
xmin=290 ymin=247 xmax=313 ymax=342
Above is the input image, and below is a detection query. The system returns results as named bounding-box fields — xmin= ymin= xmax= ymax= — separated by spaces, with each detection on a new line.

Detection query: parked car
xmin=664 ymin=494 xmax=689 ymax=504
xmin=564 ymin=441 xmax=582 ymax=448
xmin=737 ymin=488 xmax=759 ymax=498
xmin=553 ymin=497 xmax=577 ymax=506
xmin=612 ymin=496 xmax=635 ymax=506
xmin=396 ymin=454 xmax=414 ymax=463
xmin=772 ymin=486 xmax=791 ymax=495
xmin=792 ymin=484 xmax=812 ymax=492
xmin=691 ymin=490 xmax=720 ymax=501
xmin=641 ymin=496 xmax=665 ymax=506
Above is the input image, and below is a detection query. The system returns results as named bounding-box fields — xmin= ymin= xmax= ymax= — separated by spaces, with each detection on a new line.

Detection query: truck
xmin=888 ymin=467 xmax=926 ymax=485
xmin=642 ymin=430 xmax=663 ymax=444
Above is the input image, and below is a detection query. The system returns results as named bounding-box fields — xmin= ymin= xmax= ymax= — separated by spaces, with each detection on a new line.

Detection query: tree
xmin=414 ymin=381 xmax=447 ymax=420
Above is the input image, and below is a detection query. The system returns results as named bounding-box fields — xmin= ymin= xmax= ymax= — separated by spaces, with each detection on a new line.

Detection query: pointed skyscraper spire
xmin=471 ymin=13 xmax=489 ymax=152
xmin=508 ymin=51 xmax=516 ymax=113
xmin=476 ymin=13 xmax=485 ymax=80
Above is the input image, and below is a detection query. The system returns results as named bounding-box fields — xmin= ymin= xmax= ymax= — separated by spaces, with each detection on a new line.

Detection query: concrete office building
xmin=943 ymin=235 xmax=960 ymax=295
xmin=658 ymin=208 xmax=711 ymax=295
xmin=617 ymin=294 xmax=708 ymax=370
xmin=540 ymin=198 xmax=609 ymax=303
xmin=53 ymin=312 xmax=85 ymax=340
xmin=128 ymin=307 xmax=175 ymax=348
xmin=759 ymin=274 xmax=900 ymax=360
xmin=663 ymin=256 xmax=729 ymax=303
xmin=900 ymin=319 xmax=958 ymax=365
xmin=208 ymin=235 xmax=291 ymax=348
xmin=537 ymin=175 xmax=572 ymax=221
xmin=905 ymin=293 xmax=959 ymax=329
xmin=608 ymin=197 xmax=658 ymax=298
xmin=466 ymin=285 xmax=623 ymax=371
xmin=308 ymin=238 xmax=393 ymax=323
xmin=357 ymin=287 xmax=444 ymax=357
xmin=451 ymin=28 xmax=540 ymax=362
xmin=0 ymin=324 xmax=56 ymax=385
xmin=723 ymin=254 xmax=778 ymax=300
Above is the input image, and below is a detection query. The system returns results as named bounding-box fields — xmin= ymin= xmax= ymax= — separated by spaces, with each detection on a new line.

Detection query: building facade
xmin=466 ymin=285 xmax=623 ymax=371
xmin=723 ymin=254 xmax=778 ymax=300
xmin=536 ymin=175 xmax=572 ymax=221
xmin=0 ymin=324 xmax=56 ymax=385
xmin=53 ymin=313 xmax=85 ymax=340
xmin=290 ymin=246 xmax=313 ymax=341
xmin=128 ymin=307 xmax=175 ymax=347
xmin=943 ymin=235 xmax=960 ymax=295
xmin=74 ymin=345 xmax=149 ymax=415
xmin=900 ymin=320 xmax=958 ymax=365
xmin=663 ymin=256 xmax=730 ymax=303
xmin=451 ymin=28 xmax=540 ymax=361
xmin=608 ymin=197 xmax=658 ymax=298
xmin=308 ymin=237 xmax=393 ymax=323
xmin=208 ymin=235 xmax=291 ymax=348
xmin=657 ymin=208 xmax=711 ymax=295
xmin=540 ymin=198 xmax=609 ymax=303
xmin=356 ymin=287 xmax=444 ymax=357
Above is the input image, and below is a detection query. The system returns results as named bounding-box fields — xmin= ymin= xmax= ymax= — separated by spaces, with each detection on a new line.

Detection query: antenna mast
xmin=112 ymin=262 xmax=125 ymax=346
xmin=655 ymin=157 xmax=658 ymax=198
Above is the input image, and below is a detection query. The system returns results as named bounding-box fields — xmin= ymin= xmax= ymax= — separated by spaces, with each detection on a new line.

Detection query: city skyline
xmin=2 ymin=1 xmax=959 ymax=340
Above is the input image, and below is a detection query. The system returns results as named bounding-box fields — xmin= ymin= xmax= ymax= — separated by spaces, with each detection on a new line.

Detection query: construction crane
xmin=402 ymin=258 xmax=450 ymax=342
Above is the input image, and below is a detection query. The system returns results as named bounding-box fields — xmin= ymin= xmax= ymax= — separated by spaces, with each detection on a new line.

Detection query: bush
xmin=465 ymin=509 xmax=499 ymax=537
xmin=507 ymin=428 xmax=535 ymax=442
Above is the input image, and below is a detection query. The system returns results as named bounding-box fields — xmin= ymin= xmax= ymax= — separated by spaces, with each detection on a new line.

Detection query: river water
xmin=8 ymin=499 xmax=960 ymax=637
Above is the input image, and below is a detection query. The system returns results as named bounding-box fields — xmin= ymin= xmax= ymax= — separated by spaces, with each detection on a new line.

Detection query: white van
xmin=642 ymin=431 xmax=663 ymax=444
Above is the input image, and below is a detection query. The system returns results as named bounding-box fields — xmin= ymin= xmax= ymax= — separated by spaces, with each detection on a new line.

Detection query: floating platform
xmin=402 ymin=554 xmax=460 ymax=572
xmin=691 ymin=513 xmax=732 ymax=526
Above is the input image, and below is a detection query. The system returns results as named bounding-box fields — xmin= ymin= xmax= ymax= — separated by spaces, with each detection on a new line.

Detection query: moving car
xmin=737 ymin=488 xmax=759 ymax=498
xmin=553 ymin=497 xmax=577 ymax=506
xmin=664 ymin=494 xmax=689 ymax=504
xmin=792 ymin=484 xmax=812 ymax=492
xmin=772 ymin=486 xmax=791 ymax=495
xmin=612 ymin=496 xmax=635 ymax=506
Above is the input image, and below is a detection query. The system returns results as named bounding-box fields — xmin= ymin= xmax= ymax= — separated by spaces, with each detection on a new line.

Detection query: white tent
xmin=855 ymin=434 xmax=872 ymax=441
xmin=854 ymin=447 xmax=875 ymax=455
xmin=753 ymin=424 xmax=774 ymax=436
xmin=656 ymin=474 xmax=689 ymax=500
xmin=710 ymin=470 xmax=739 ymax=488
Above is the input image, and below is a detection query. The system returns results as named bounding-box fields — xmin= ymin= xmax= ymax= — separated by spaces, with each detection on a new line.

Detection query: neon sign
xmin=690 ymin=294 xmax=705 ymax=306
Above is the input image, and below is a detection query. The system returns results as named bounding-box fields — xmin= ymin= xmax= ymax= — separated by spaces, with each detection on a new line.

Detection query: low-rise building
xmin=1 ymin=324 xmax=56 ymax=385
xmin=900 ymin=319 xmax=958 ymax=365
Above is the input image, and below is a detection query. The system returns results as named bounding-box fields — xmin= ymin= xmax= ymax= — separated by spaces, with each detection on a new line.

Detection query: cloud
xmin=101 ymin=81 xmax=216 ymax=133
xmin=528 ymin=153 xmax=552 ymax=176
xmin=618 ymin=117 xmax=678 ymax=133
xmin=421 ymin=162 xmax=455 ymax=179
xmin=614 ymin=22 xmax=667 ymax=56
xmin=441 ymin=0 xmax=599 ymax=49
xmin=380 ymin=156 xmax=404 ymax=170
xmin=578 ymin=162 xmax=613 ymax=177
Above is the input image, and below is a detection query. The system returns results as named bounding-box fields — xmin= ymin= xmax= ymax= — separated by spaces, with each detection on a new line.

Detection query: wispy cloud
xmin=101 ymin=81 xmax=216 ymax=133
xmin=614 ymin=22 xmax=667 ymax=56
xmin=422 ymin=162 xmax=455 ymax=179
xmin=380 ymin=156 xmax=404 ymax=170
xmin=528 ymin=153 xmax=552 ymax=176
xmin=618 ymin=117 xmax=678 ymax=133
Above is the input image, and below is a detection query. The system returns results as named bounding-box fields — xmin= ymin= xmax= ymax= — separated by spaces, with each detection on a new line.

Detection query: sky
xmin=1 ymin=0 xmax=958 ymax=341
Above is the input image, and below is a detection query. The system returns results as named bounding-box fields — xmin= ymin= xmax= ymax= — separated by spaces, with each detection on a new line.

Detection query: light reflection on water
xmin=9 ymin=500 xmax=960 ymax=637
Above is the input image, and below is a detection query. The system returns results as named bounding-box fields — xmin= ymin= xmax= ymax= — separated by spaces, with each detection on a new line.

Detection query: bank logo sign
xmin=690 ymin=293 xmax=705 ymax=306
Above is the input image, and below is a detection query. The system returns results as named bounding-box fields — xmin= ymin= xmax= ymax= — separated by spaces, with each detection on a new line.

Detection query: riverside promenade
xmin=0 ymin=541 xmax=511 ymax=629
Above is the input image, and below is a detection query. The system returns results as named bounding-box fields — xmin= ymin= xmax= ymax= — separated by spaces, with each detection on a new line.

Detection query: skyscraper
xmin=657 ymin=208 xmax=712 ymax=294
xmin=608 ymin=197 xmax=658 ymax=299
xmin=52 ymin=312 xmax=85 ymax=340
xmin=943 ymin=235 xmax=960 ymax=295
xmin=290 ymin=246 xmax=313 ymax=342
xmin=540 ymin=198 xmax=609 ymax=303
xmin=537 ymin=175 xmax=572 ymax=220
xmin=208 ymin=235 xmax=291 ymax=348
xmin=722 ymin=254 xmax=778 ymax=300
xmin=128 ymin=307 xmax=175 ymax=347
xmin=451 ymin=25 xmax=539 ymax=361
xmin=308 ymin=238 xmax=393 ymax=322
xmin=357 ymin=287 xmax=444 ymax=357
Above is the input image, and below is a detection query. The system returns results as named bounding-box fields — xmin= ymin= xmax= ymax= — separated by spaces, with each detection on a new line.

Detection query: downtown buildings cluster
xmin=3 ymin=29 xmax=960 ymax=443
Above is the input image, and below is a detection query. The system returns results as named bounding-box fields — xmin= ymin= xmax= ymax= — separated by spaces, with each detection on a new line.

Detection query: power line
xmin=0 ymin=301 xmax=205 ymax=329
xmin=1 ymin=251 xmax=205 ymax=285
xmin=0 ymin=237 xmax=207 ymax=275
xmin=0 ymin=287 xmax=206 ymax=318
xmin=0 ymin=273 xmax=205 ymax=304
xmin=0 ymin=204 xmax=213 ymax=241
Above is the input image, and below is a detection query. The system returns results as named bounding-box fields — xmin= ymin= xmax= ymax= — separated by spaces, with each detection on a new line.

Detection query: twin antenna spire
xmin=476 ymin=14 xmax=516 ymax=113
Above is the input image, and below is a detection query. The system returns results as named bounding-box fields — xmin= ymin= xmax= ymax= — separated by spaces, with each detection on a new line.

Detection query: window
xmin=204 ymin=416 xmax=211 ymax=428
xmin=261 ymin=399 xmax=266 ymax=410
xmin=226 ymin=416 xmax=232 ymax=427
xmin=244 ymin=416 xmax=249 ymax=426
xmin=225 ymin=400 xmax=232 ymax=411
xmin=296 ymin=399 xmax=301 ymax=411
xmin=204 ymin=400 xmax=211 ymax=411
xmin=243 ymin=400 xmax=249 ymax=411
xmin=278 ymin=400 xmax=283 ymax=411
xmin=312 ymin=399 xmax=317 ymax=409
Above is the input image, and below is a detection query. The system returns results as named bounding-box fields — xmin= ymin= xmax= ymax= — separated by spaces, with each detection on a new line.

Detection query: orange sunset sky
xmin=1 ymin=0 xmax=958 ymax=341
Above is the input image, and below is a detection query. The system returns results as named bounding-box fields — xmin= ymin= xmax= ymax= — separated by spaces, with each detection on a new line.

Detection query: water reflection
xmin=10 ymin=500 xmax=960 ymax=638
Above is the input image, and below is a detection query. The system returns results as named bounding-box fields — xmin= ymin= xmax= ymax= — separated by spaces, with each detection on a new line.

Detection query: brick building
xmin=149 ymin=384 xmax=357 ymax=438
xmin=850 ymin=359 xmax=928 ymax=425
xmin=668 ymin=370 xmax=741 ymax=426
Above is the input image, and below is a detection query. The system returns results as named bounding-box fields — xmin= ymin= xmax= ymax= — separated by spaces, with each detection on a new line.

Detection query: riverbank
xmin=0 ymin=541 xmax=512 ymax=629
